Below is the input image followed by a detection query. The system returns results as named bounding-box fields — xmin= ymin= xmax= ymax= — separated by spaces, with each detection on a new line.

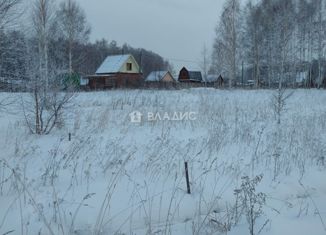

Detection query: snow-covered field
xmin=0 ymin=89 xmax=326 ymax=235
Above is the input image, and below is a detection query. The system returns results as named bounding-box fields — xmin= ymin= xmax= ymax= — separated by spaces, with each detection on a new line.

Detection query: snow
xmin=145 ymin=71 xmax=170 ymax=82
xmin=95 ymin=55 xmax=131 ymax=74
xmin=0 ymin=89 xmax=325 ymax=235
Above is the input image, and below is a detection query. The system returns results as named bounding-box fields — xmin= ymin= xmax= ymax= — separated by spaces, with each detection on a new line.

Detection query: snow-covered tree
xmin=212 ymin=0 xmax=241 ymax=88
xmin=21 ymin=0 xmax=74 ymax=135
xmin=32 ymin=0 xmax=56 ymax=91
xmin=243 ymin=1 xmax=265 ymax=88
xmin=56 ymin=0 xmax=90 ymax=75
xmin=315 ymin=0 xmax=326 ymax=87
xmin=0 ymin=0 xmax=21 ymax=28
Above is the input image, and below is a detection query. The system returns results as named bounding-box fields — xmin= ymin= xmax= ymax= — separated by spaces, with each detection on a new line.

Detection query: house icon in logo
xmin=129 ymin=111 xmax=142 ymax=123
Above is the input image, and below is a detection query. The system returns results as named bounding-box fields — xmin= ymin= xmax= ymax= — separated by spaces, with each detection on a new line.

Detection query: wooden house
xmin=178 ymin=67 xmax=203 ymax=83
xmin=145 ymin=71 xmax=175 ymax=82
xmin=206 ymin=74 xmax=224 ymax=87
xmin=86 ymin=54 xmax=143 ymax=89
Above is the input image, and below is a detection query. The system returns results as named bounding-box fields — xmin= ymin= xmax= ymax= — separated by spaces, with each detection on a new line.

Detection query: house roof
xmin=188 ymin=71 xmax=203 ymax=82
xmin=96 ymin=54 xmax=132 ymax=74
xmin=178 ymin=67 xmax=202 ymax=82
xmin=146 ymin=71 xmax=171 ymax=82
xmin=206 ymin=74 xmax=223 ymax=82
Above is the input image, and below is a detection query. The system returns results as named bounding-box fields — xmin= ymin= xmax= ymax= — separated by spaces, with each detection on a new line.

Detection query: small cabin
xmin=206 ymin=74 xmax=224 ymax=87
xmin=178 ymin=67 xmax=203 ymax=83
xmin=86 ymin=54 xmax=143 ymax=89
xmin=145 ymin=71 xmax=175 ymax=82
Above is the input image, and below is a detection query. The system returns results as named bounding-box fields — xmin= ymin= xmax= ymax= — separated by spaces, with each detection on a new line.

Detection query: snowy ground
xmin=0 ymin=89 xmax=326 ymax=235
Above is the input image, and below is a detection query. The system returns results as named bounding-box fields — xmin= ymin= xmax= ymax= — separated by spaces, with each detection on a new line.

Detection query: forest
xmin=0 ymin=0 xmax=170 ymax=91
xmin=211 ymin=0 xmax=326 ymax=88
xmin=1 ymin=0 xmax=325 ymax=91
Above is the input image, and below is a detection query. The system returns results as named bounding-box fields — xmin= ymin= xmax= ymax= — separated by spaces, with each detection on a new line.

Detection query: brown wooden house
xmin=178 ymin=67 xmax=203 ymax=83
xmin=206 ymin=74 xmax=225 ymax=87
xmin=86 ymin=54 xmax=143 ymax=89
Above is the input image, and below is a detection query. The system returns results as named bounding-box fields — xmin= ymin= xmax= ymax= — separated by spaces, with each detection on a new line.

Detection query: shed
xmin=145 ymin=71 xmax=175 ymax=82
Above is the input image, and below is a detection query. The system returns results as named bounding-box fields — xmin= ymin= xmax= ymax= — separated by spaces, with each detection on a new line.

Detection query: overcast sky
xmin=76 ymin=0 xmax=225 ymax=71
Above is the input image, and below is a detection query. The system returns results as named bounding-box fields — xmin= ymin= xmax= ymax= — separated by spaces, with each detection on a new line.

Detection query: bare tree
xmin=0 ymin=0 xmax=22 ymax=76
xmin=316 ymin=0 xmax=326 ymax=88
xmin=296 ymin=0 xmax=315 ymax=88
xmin=0 ymin=0 xmax=21 ymax=28
xmin=243 ymin=1 xmax=265 ymax=88
xmin=259 ymin=0 xmax=296 ymax=88
xmin=21 ymin=0 xmax=74 ymax=135
xmin=271 ymin=2 xmax=296 ymax=123
xmin=0 ymin=0 xmax=22 ymax=112
xmin=22 ymin=89 xmax=74 ymax=135
xmin=277 ymin=1 xmax=296 ymax=88
xmin=272 ymin=88 xmax=293 ymax=125
xmin=22 ymin=45 xmax=74 ymax=135
xmin=32 ymin=0 xmax=56 ymax=92
xmin=56 ymin=0 xmax=90 ymax=75
xmin=212 ymin=0 xmax=241 ymax=88
xmin=224 ymin=0 xmax=325 ymax=88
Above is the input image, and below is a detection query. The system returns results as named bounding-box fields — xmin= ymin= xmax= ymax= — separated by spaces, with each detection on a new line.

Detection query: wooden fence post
xmin=184 ymin=161 xmax=191 ymax=194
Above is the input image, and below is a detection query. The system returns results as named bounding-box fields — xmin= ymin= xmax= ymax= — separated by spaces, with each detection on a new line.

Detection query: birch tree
xmin=257 ymin=0 xmax=296 ymax=88
xmin=297 ymin=0 xmax=315 ymax=87
xmin=56 ymin=0 xmax=90 ymax=75
xmin=268 ymin=0 xmax=296 ymax=88
xmin=0 ymin=0 xmax=22 ymax=79
xmin=212 ymin=0 xmax=241 ymax=88
xmin=316 ymin=0 xmax=326 ymax=88
xmin=213 ymin=0 xmax=325 ymax=88
xmin=32 ymin=0 xmax=55 ymax=91
xmin=243 ymin=1 xmax=265 ymax=88
xmin=0 ymin=0 xmax=22 ymax=111
xmin=0 ymin=0 xmax=21 ymax=28
xmin=22 ymin=0 xmax=74 ymax=135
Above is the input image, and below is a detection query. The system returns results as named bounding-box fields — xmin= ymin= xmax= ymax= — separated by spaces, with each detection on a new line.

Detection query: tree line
xmin=0 ymin=0 xmax=170 ymax=91
xmin=0 ymin=0 xmax=171 ymax=135
xmin=211 ymin=0 xmax=326 ymax=88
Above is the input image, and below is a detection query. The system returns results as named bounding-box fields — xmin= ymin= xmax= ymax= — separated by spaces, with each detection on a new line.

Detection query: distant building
xmin=178 ymin=67 xmax=203 ymax=83
xmin=206 ymin=74 xmax=225 ymax=87
xmin=86 ymin=54 xmax=143 ymax=89
xmin=145 ymin=71 xmax=175 ymax=82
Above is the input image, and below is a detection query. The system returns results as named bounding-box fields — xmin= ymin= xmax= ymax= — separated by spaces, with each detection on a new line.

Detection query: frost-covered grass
xmin=0 ymin=89 xmax=326 ymax=235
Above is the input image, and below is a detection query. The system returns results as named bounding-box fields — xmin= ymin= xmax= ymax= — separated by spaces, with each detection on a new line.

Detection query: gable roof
xmin=146 ymin=71 xmax=172 ymax=82
xmin=188 ymin=71 xmax=203 ymax=82
xmin=206 ymin=74 xmax=224 ymax=82
xmin=178 ymin=67 xmax=203 ymax=82
xmin=96 ymin=54 xmax=137 ymax=74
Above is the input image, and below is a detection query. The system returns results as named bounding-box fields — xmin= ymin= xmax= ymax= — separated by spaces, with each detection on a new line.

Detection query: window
xmin=126 ymin=63 xmax=132 ymax=71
